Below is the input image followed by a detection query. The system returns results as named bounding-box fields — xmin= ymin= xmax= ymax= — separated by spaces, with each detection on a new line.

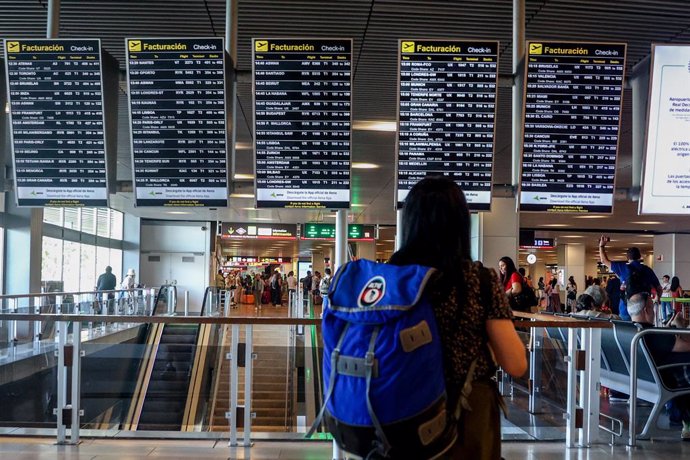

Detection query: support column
xmin=225 ymin=0 xmax=238 ymax=184
xmin=472 ymin=197 xmax=519 ymax=269
xmin=654 ymin=234 xmax=690 ymax=283
xmin=5 ymin=199 xmax=42 ymax=294
xmin=512 ymin=0 xmax=525 ymax=185
xmin=356 ymin=241 xmax=376 ymax=261
xmin=557 ymin=243 xmax=585 ymax=308
xmin=630 ymin=56 xmax=650 ymax=194
xmin=334 ymin=210 xmax=347 ymax=272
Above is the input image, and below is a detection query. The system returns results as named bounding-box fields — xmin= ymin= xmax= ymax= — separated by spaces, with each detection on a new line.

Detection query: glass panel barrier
xmin=3 ymin=306 xmax=674 ymax=448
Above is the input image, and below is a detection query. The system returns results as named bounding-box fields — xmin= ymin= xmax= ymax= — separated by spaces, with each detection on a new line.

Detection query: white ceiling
xmin=3 ymin=0 xmax=690 ymax=260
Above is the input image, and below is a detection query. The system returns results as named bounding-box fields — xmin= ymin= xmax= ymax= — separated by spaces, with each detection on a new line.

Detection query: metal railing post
xmin=184 ymin=291 xmax=189 ymax=316
xmin=71 ymin=320 xmax=82 ymax=444
xmin=565 ymin=327 xmax=578 ymax=447
xmin=528 ymin=327 xmax=542 ymax=413
xmin=228 ymin=324 xmax=240 ymax=446
xmin=149 ymin=288 xmax=156 ymax=314
xmin=585 ymin=328 xmax=602 ymax=446
xmin=9 ymin=298 xmax=17 ymax=345
xmin=629 ymin=332 xmax=641 ymax=447
xmin=56 ymin=321 xmax=68 ymax=444
xmin=243 ymin=324 xmax=253 ymax=447
xmin=34 ymin=296 xmax=42 ymax=348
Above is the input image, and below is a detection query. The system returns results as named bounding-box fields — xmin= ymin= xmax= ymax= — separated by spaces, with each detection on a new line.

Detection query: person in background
xmin=518 ymin=267 xmax=533 ymax=288
xmin=388 ymin=176 xmax=526 ymax=458
xmin=270 ymin=269 xmax=282 ymax=307
xmin=302 ymin=270 xmax=312 ymax=300
xmin=498 ymin=256 xmax=522 ymax=297
xmin=537 ymin=276 xmax=546 ymax=308
xmin=226 ymin=271 xmax=237 ymax=308
xmin=96 ymin=265 xmax=117 ymax=294
xmin=546 ymin=278 xmax=561 ymax=313
xmin=566 ymin=276 xmax=577 ymax=313
xmin=121 ymin=268 xmax=136 ymax=291
xmin=215 ymin=269 xmax=225 ymax=289
xmin=319 ymin=267 xmax=332 ymax=301
xmin=661 ymin=275 xmax=673 ymax=321
xmin=598 ymin=235 xmax=661 ymax=321
xmin=287 ymin=271 xmax=298 ymax=303
xmin=605 ymin=273 xmax=621 ymax=315
xmin=671 ymin=276 xmax=684 ymax=315
xmin=253 ymin=272 xmax=264 ymax=310
xmin=573 ymin=285 xmax=619 ymax=319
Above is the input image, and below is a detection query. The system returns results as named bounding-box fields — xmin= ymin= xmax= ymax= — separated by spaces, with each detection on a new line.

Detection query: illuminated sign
xmin=220 ymin=223 xmax=298 ymax=239
xmin=396 ymin=40 xmax=499 ymax=211
xmin=519 ymin=41 xmax=626 ymax=213
xmin=4 ymin=39 xmax=116 ymax=206
xmin=125 ymin=37 xmax=229 ymax=207
xmin=253 ymin=38 xmax=352 ymax=209
xmin=301 ymin=223 xmax=374 ymax=240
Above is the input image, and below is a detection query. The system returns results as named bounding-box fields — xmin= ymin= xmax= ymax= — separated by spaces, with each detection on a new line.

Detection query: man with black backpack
xmin=599 ymin=235 xmax=662 ymax=321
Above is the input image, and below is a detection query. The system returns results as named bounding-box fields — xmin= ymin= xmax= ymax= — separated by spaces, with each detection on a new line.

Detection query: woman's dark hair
xmin=568 ymin=276 xmax=576 ymax=286
xmin=550 ymin=278 xmax=557 ymax=287
xmin=498 ymin=256 xmax=518 ymax=287
xmin=538 ymin=277 xmax=544 ymax=283
xmin=671 ymin=276 xmax=681 ymax=292
xmin=288 ymin=271 xmax=294 ymax=277
xmin=389 ymin=176 xmax=471 ymax=292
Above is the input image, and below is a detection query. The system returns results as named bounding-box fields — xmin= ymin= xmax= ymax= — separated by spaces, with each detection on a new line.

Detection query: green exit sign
xmin=301 ymin=223 xmax=373 ymax=240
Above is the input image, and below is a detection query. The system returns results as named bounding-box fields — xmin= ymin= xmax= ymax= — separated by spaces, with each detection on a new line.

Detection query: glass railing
xmin=3 ymin=296 xmax=682 ymax=449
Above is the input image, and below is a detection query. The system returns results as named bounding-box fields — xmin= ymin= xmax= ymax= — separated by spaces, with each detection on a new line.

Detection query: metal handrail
xmin=629 ymin=328 xmax=690 ymax=447
xmin=0 ymin=288 xmax=147 ymax=301
xmin=0 ymin=312 xmax=322 ymax=325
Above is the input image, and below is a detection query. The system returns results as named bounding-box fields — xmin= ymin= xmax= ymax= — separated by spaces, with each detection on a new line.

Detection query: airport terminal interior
xmin=2 ymin=0 xmax=690 ymax=459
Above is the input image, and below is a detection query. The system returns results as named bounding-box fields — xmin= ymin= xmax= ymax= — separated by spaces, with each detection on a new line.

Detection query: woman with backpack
xmin=566 ymin=276 xmax=577 ymax=313
xmin=388 ymin=177 xmax=527 ymax=459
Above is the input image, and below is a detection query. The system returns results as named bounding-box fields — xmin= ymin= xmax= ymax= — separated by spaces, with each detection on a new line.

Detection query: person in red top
xmin=498 ymin=256 xmax=523 ymax=297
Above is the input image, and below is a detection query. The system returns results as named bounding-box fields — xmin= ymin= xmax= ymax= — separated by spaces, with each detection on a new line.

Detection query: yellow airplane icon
xmin=529 ymin=43 xmax=543 ymax=55
xmin=401 ymin=41 xmax=415 ymax=53
xmin=128 ymin=40 xmax=142 ymax=52
xmin=255 ymin=40 xmax=268 ymax=52
xmin=6 ymin=41 xmax=20 ymax=53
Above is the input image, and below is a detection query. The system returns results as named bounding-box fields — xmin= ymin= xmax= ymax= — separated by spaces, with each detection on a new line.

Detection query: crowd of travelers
xmin=214 ymin=266 xmax=332 ymax=310
xmin=496 ymin=235 xmax=690 ymax=442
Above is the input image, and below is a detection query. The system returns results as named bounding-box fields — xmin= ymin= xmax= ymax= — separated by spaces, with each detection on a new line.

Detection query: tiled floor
xmin=0 ymin=437 xmax=689 ymax=459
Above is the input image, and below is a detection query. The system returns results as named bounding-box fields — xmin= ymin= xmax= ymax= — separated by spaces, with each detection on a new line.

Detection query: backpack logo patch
xmin=358 ymin=276 xmax=386 ymax=308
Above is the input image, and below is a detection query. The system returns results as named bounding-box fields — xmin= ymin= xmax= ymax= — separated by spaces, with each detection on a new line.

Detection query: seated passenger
xmin=627 ymin=290 xmax=690 ymax=440
xmin=573 ymin=285 xmax=619 ymax=319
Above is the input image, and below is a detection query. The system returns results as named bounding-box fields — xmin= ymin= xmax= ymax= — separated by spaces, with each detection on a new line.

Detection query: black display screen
xmin=253 ymin=38 xmax=352 ymax=209
xmin=4 ymin=39 xmax=110 ymax=206
xmin=396 ymin=40 xmax=498 ymax=211
xmin=125 ymin=37 xmax=228 ymax=207
xmin=519 ymin=41 xmax=626 ymax=213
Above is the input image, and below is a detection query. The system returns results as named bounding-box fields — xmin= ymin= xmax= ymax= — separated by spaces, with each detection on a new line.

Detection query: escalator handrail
xmin=151 ymin=285 xmax=177 ymax=316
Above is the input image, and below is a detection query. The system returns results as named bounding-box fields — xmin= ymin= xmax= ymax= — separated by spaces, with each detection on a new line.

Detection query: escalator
xmin=137 ymin=324 xmax=198 ymax=430
xmin=126 ymin=286 xmax=220 ymax=431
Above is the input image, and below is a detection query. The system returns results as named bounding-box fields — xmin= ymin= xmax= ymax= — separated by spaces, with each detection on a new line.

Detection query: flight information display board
xmin=4 ymin=39 xmax=111 ymax=206
xmin=253 ymin=38 xmax=352 ymax=209
xmin=125 ymin=37 xmax=228 ymax=207
xmin=519 ymin=41 xmax=626 ymax=213
xmin=640 ymin=44 xmax=690 ymax=214
xmin=396 ymin=40 xmax=499 ymax=210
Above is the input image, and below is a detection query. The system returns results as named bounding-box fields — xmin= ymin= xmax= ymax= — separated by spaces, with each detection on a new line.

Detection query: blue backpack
xmin=307 ymin=259 xmax=456 ymax=459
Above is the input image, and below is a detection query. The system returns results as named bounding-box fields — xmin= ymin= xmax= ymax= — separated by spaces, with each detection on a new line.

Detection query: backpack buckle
xmin=364 ymin=351 xmax=375 ymax=367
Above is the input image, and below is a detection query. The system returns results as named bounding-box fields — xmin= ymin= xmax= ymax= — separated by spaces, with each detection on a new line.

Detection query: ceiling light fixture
xmin=230 ymin=193 xmax=255 ymax=199
xmin=166 ymin=211 xmax=191 ymax=215
xmin=235 ymin=142 xmax=252 ymax=149
xmin=352 ymin=162 xmax=380 ymax=169
xmin=351 ymin=203 xmax=366 ymax=208
xmin=234 ymin=173 xmax=254 ymax=180
xmin=541 ymin=224 xmax=570 ymax=227
xmin=573 ymin=215 xmax=608 ymax=219
xmin=352 ymin=120 xmax=397 ymax=132
xmin=631 ymin=221 xmax=664 ymax=225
